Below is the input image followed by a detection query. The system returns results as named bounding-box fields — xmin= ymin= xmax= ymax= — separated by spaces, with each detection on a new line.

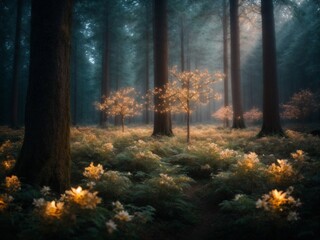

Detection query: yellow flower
xmin=0 ymin=194 xmax=13 ymax=211
xmin=83 ymin=162 xmax=104 ymax=180
xmin=65 ymin=186 xmax=101 ymax=209
xmin=291 ymin=150 xmax=305 ymax=161
xmin=2 ymin=159 xmax=16 ymax=171
xmin=45 ymin=201 xmax=64 ymax=219
xmin=5 ymin=175 xmax=21 ymax=192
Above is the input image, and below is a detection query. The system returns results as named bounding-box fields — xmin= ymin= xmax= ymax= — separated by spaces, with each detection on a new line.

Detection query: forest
xmin=0 ymin=0 xmax=320 ymax=239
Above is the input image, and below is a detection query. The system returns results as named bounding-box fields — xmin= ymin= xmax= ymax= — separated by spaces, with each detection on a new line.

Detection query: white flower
xmin=40 ymin=186 xmax=51 ymax=196
xmin=287 ymin=211 xmax=299 ymax=221
xmin=112 ymin=201 xmax=124 ymax=211
xmin=115 ymin=210 xmax=133 ymax=222
xmin=33 ymin=198 xmax=46 ymax=208
xmin=106 ymin=220 xmax=117 ymax=233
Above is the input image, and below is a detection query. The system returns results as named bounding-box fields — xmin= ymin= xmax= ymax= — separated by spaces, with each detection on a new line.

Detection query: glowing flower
xmin=102 ymin=143 xmax=114 ymax=152
xmin=83 ymin=162 xmax=104 ymax=180
xmin=45 ymin=201 xmax=64 ymax=219
xmin=106 ymin=220 xmax=117 ymax=233
xmin=237 ymin=152 xmax=260 ymax=170
xmin=291 ymin=150 xmax=306 ymax=162
xmin=65 ymin=186 xmax=101 ymax=209
xmin=0 ymin=194 xmax=13 ymax=211
xmin=268 ymin=159 xmax=294 ymax=182
xmin=5 ymin=175 xmax=21 ymax=192
xmin=0 ymin=140 xmax=12 ymax=153
xmin=256 ymin=187 xmax=301 ymax=221
xmin=234 ymin=194 xmax=245 ymax=201
xmin=2 ymin=159 xmax=16 ymax=171
xmin=114 ymin=210 xmax=133 ymax=222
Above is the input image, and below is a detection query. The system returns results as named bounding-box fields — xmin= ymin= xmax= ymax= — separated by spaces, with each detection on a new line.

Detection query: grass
xmin=0 ymin=124 xmax=320 ymax=240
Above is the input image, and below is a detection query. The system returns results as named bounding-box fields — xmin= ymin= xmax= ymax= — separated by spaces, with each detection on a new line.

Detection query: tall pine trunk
xmin=72 ymin=40 xmax=78 ymax=126
xmin=152 ymin=0 xmax=173 ymax=136
xmin=258 ymin=0 xmax=284 ymax=136
xmin=223 ymin=0 xmax=229 ymax=128
xmin=144 ymin=1 xmax=150 ymax=125
xmin=100 ymin=9 xmax=109 ymax=128
xmin=14 ymin=0 xmax=73 ymax=193
xmin=10 ymin=0 xmax=23 ymax=129
xmin=229 ymin=0 xmax=245 ymax=129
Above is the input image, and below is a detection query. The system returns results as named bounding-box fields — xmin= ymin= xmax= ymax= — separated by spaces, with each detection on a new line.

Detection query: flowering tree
xmin=212 ymin=106 xmax=233 ymax=126
xmin=96 ymin=87 xmax=142 ymax=132
xmin=281 ymin=89 xmax=319 ymax=120
xmin=154 ymin=67 xmax=222 ymax=143
xmin=243 ymin=107 xmax=262 ymax=123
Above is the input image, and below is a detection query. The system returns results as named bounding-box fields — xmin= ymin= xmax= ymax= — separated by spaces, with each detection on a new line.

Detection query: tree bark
xmin=223 ymin=0 xmax=229 ymax=128
xmin=100 ymin=8 xmax=109 ymax=128
xmin=229 ymin=0 xmax=245 ymax=128
xmin=14 ymin=0 xmax=73 ymax=193
xmin=152 ymin=0 xmax=173 ymax=136
xmin=72 ymin=40 xmax=78 ymax=126
xmin=10 ymin=0 xmax=23 ymax=129
xmin=145 ymin=0 xmax=150 ymax=125
xmin=258 ymin=0 xmax=284 ymax=137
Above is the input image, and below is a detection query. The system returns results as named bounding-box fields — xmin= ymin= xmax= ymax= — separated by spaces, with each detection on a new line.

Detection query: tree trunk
xmin=152 ymin=0 xmax=173 ymax=136
xmin=258 ymin=0 xmax=284 ymax=136
xmin=10 ymin=0 xmax=23 ymax=129
xmin=229 ymin=0 xmax=245 ymax=129
xmin=14 ymin=0 xmax=73 ymax=193
xmin=72 ymin=40 xmax=78 ymax=126
xmin=100 ymin=8 xmax=109 ymax=128
xmin=121 ymin=116 xmax=124 ymax=132
xmin=223 ymin=0 xmax=229 ymax=128
xmin=145 ymin=1 xmax=150 ymax=125
xmin=180 ymin=15 xmax=185 ymax=72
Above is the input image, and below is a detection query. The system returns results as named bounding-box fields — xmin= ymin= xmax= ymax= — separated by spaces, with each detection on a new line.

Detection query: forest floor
xmin=0 ymin=124 xmax=320 ymax=240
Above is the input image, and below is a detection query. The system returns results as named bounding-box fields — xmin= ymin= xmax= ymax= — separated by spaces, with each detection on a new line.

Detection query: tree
xmin=152 ymin=0 xmax=173 ymax=136
xmin=229 ymin=0 xmax=245 ymax=128
xmin=258 ymin=0 xmax=284 ymax=136
xmin=10 ymin=0 xmax=23 ymax=129
xmin=96 ymin=87 xmax=142 ymax=132
xmin=14 ymin=0 xmax=73 ymax=193
xmin=281 ymin=89 xmax=319 ymax=121
xmin=212 ymin=105 xmax=233 ymax=125
xmin=100 ymin=4 xmax=110 ymax=128
xmin=222 ymin=0 xmax=230 ymax=128
xmin=155 ymin=67 xmax=221 ymax=143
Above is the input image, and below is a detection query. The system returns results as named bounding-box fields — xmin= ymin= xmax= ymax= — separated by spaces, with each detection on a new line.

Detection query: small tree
xmin=281 ymin=89 xmax=319 ymax=121
xmin=243 ymin=107 xmax=262 ymax=124
xmin=154 ymin=67 xmax=222 ymax=143
xmin=212 ymin=106 xmax=233 ymax=126
xmin=96 ymin=87 xmax=142 ymax=132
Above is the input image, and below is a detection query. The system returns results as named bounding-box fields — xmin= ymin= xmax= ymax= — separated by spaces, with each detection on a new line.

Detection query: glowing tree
xmin=281 ymin=89 xmax=319 ymax=121
xmin=212 ymin=106 xmax=233 ymax=126
xmin=96 ymin=87 xmax=142 ymax=132
xmin=154 ymin=67 xmax=222 ymax=143
xmin=243 ymin=107 xmax=262 ymax=123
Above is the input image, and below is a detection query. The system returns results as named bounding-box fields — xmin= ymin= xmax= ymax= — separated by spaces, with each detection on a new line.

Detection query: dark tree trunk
xmin=152 ymin=0 xmax=173 ymax=136
xmin=145 ymin=1 xmax=150 ymax=125
xmin=72 ymin=40 xmax=78 ymax=126
xmin=180 ymin=15 xmax=185 ymax=72
xmin=14 ymin=0 xmax=73 ymax=193
xmin=229 ymin=0 xmax=245 ymax=129
xmin=258 ymin=0 xmax=284 ymax=137
xmin=100 ymin=9 xmax=109 ymax=128
xmin=223 ymin=0 xmax=229 ymax=128
xmin=10 ymin=0 xmax=23 ymax=129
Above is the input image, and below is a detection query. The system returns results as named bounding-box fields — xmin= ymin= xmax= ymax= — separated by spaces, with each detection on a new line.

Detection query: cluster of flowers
xmin=134 ymin=150 xmax=161 ymax=162
xmin=0 ymin=175 xmax=21 ymax=211
xmin=33 ymin=185 xmax=102 ymax=219
xmin=256 ymin=186 xmax=301 ymax=221
xmin=236 ymin=152 xmax=260 ymax=171
xmin=83 ymin=162 xmax=104 ymax=180
xmin=106 ymin=201 xmax=134 ymax=234
xmin=267 ymin=159 xmax=294 ymax=182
